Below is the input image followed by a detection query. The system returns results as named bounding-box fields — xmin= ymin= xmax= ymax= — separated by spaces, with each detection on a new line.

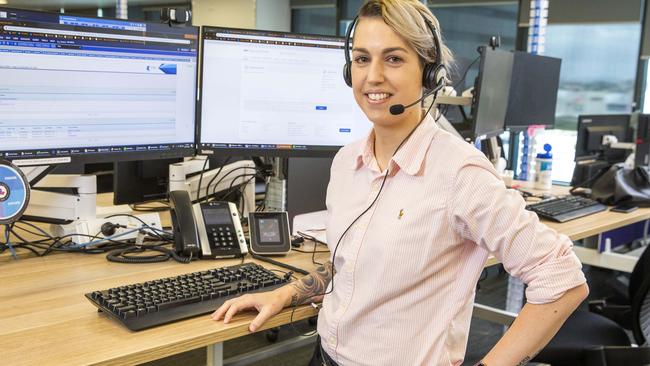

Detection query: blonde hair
xmin=357 ymin=0 xmax=454 ymax=69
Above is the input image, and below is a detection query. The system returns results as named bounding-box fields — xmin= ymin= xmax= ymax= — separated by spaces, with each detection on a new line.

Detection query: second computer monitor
xmin=199 ymin=27 xmax=372 ymax=157
xmin=575 ymin=114 xmax=632 ymax=160
xmin=505 ymin=51 xmax=561 ymax=129
xmin=469 ymin=46 xmax=513 ymax=139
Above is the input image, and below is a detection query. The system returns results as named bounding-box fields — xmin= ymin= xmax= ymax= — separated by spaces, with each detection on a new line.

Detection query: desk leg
xmin=207 ymin=342 xmax=224 ymax=366
xmin=504 ymin=276 xmax=525 ymax=332
xmin=505 ymin=276 xmax=525 ymax=313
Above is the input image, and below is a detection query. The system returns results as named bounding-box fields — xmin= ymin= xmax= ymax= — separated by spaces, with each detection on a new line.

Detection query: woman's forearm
xmin=276 ymin=260 xmax=334 ymax=307
xmin=481 ymin=283 xmax=589 ymax=366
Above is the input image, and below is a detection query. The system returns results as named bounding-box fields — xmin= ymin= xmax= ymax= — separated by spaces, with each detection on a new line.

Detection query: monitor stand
xmin=18 ymin=165 xmax=115 ymax=224
xmin=168 ymin=157 xmax=256 ymax=216
xmin=265 ymin=157 xmax=287 ymax=212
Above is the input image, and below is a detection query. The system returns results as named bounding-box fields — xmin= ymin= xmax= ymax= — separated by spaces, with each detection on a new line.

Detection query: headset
xmin=342 ymin=15 xmax=448 ymax=94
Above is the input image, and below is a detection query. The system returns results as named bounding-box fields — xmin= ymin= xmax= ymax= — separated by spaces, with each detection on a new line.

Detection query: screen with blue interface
xmin=199 ymin=27 xmax=372 ymax=157
xmin=0 ymin=8 xmax=197 ymax=164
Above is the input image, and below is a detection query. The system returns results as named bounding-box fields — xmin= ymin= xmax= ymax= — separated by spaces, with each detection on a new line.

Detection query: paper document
xmin=292 ymin=210 xmax=327 ymax=244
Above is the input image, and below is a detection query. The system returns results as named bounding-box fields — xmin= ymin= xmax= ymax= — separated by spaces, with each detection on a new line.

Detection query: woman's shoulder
xmin=427 ymin=127 xmax=490 ymax=170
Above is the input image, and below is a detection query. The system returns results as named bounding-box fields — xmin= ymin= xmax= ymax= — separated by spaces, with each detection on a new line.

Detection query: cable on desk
xmin=129 ymin=200 xmax=170 ymax=212
xmin=248 ymin=251 xmax=309 ymax=275
xmin=296 ymin=231 xmax=329 ymax=265
xmin=104 ymin=213 xmax=174 ymax=242
xmin=7 ymin=220 xmax=171 ymax=257
xmin=3 ymin=224 xmax=17 ymax=259
xmin=106 ymin=244 xmax=190 ymax=264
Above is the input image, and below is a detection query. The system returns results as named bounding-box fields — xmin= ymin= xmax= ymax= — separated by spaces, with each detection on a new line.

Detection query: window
xmin=431 ymin=3 xmax=519 ymax=92
xmin=535 ymin=23 xmax=641 ymax=183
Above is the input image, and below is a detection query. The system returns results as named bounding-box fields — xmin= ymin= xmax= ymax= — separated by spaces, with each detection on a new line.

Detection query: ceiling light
xmin=0 ymin=1 xmax=8 ymax=5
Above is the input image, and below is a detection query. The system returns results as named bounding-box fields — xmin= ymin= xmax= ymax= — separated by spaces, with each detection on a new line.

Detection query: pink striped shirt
xmin=318 ymin=113 xmax=586 ymax=365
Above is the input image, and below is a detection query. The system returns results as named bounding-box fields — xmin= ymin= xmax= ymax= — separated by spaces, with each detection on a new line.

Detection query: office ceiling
xmin=2 ymin=0 xmax=187 ymax=10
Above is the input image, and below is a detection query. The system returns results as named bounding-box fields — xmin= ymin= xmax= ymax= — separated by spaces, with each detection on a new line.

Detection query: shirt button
xmin=329 ymin=336 xmax=336 ymax=345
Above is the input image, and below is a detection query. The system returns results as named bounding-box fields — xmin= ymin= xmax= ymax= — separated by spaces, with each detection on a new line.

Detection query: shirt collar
xmin=353 ymin=113 xmax=439 ymax=176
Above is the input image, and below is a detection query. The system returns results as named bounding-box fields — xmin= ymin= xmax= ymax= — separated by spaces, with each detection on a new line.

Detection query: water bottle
xmin=534 ymin=143 xmax=553 ymax=190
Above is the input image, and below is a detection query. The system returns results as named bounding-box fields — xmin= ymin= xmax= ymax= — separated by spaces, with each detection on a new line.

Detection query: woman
xmin=213 ymin=1 xmax=589 ymax=365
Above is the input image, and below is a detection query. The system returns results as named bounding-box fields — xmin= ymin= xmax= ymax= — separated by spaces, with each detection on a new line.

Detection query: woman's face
xmin=351 ymin=17 xmax=424 ymax=127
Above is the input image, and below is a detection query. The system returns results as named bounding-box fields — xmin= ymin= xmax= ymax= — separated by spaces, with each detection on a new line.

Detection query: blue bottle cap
xmin=536 ymin=143 xmax=552 ymax=159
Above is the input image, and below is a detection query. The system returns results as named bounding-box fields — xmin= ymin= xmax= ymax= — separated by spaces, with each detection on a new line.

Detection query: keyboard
xmin=525 ymin=195 xmax=607 ymax=223
xmin=85 ymin=263 xmax=289 ymax=331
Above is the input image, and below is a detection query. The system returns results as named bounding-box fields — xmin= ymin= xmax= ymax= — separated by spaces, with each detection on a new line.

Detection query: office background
xmin=1 ymin=1 xmax=649 ymax=366
xmin=4 ymin=0 xmax=648 ymax=184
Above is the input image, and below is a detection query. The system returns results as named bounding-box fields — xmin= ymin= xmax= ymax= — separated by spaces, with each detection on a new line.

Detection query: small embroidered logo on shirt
xmin=398 ymin=209 xmax=404 ymax=219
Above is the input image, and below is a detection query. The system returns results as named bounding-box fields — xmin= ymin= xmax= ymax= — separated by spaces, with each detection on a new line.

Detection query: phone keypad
xmin=210 ymin=226 xmax=237 ymax=248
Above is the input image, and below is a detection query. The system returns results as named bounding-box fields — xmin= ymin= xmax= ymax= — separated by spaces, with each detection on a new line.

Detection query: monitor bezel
xmin=197 ymin=25 xmax=362 ymax=158
xmin=0 ymin=6 xmax=200 ymax=165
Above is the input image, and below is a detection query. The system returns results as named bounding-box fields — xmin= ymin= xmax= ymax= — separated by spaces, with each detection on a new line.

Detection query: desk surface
xmin=0 ymin=249 xmax=325 ymax=366
xmin=517 ymin=182 xmax=650 ymax=241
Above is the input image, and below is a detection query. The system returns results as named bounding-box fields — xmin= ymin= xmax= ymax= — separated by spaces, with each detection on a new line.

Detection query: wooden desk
xmin=0 ymin=246 xmax=327 ymax=366
xmin=517 ymin=181 xmax=649 ymax=272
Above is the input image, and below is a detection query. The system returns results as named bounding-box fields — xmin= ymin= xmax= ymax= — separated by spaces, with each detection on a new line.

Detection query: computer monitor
xmin=575 ymin=114 xmax=632 ymax=160
xmin=505 ymin=51 xmax=561 ymax=129
xmin=198 ymin=27 xmax=372 ymax=157
xmin=0 ymin=8 xmax=198 ymax=165
xmin=466 ymin=46 xmax=513 ymax=139
xmin=113 ymin=158 xmax=182 ymax=205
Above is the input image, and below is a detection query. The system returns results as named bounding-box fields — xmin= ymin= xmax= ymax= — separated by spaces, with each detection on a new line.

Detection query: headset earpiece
xmin=422 ymin=63 xmax=447 ymax=91
xmin=343 ymin=62 xmax=352 ymax=87
xmin=342 ymin=17 xmax=357 ymax=87
xmin=422 ymin=20 xmax=447 ymax=92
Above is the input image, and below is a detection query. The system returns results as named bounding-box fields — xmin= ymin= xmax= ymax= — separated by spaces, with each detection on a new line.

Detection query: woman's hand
xmin=211 ymin=286 xmax=295 ymax=332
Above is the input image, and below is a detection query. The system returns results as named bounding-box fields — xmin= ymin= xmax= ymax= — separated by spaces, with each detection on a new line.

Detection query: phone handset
xmin=168 ymin=190 xmax=201 ymax=258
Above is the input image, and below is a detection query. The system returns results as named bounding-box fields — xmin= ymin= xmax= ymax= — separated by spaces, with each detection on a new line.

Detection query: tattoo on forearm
xmin=290 ymin=261 xmax=334 ymax=306
xmin=516 ymin=356 xmax=531 ymax=366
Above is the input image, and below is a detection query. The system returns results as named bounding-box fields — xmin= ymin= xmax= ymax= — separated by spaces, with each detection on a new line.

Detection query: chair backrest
xmin=629 ymin=245 xmax=650 ymax=301
xmin=631 ymin=245 xmax=650 ymax=345
xmin=584 ymin=345 xmax=650 ymax=366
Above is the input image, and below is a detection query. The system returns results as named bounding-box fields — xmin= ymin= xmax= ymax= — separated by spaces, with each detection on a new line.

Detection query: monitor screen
xmin=469 ymin=46 xmax=513 ymax=139
xmin=575 ymin=114 xmax=631 ymax=160
xmin=0 ymin=8 xmax=198 ymax=165
xmin=198 ymin=27 xmax=372 ymax=157
xmin=505 ymin=51 xmax=561 ymax=129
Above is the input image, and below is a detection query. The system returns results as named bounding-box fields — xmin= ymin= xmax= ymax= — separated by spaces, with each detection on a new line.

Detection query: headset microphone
xmin=389 ymin=84 xmax=443 ymax=115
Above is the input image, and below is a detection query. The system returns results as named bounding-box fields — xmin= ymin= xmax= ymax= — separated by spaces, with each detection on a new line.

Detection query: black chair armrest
xmin=589 ymin=300 xmax=633 ymax=329
xmin=584 ymin=346 xmax=650 ymax=366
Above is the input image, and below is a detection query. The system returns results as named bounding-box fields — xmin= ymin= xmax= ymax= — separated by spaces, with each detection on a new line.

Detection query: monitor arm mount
xmin=168 ymin=156 xmax=256 ymax=216
xmin=601 ymin=134 xmax=635 ymax=151
xmin=17 ymin=165 xmax=99 ymax=223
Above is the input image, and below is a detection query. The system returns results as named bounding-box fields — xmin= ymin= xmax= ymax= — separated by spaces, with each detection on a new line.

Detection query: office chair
xmin=533 ymin=245 xmax=650 ymax=366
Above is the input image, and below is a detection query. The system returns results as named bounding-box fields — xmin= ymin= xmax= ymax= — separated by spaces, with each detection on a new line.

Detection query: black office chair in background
xmin=533 ymin=245 xmax=650 ymax=366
